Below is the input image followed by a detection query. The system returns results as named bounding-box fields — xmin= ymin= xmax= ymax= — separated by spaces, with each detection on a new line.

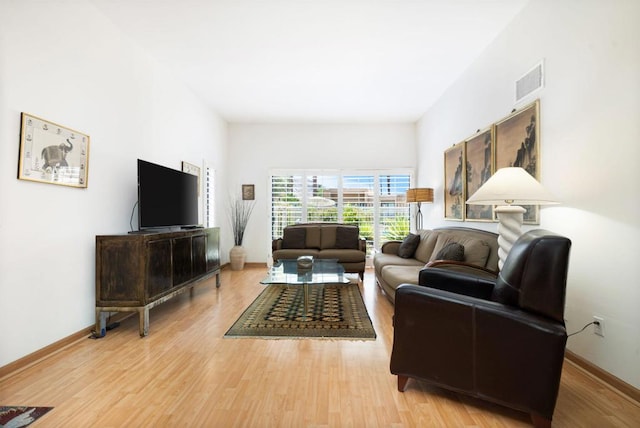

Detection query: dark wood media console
xmin=95 ymin=227 xmax=220 ymax=337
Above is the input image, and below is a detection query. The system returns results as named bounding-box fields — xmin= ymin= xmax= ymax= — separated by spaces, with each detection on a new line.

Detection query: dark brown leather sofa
xmin=272 ymin=223 xmax=367 ymax=279
xmin=390 ymin=230 xmax=572 ymax=427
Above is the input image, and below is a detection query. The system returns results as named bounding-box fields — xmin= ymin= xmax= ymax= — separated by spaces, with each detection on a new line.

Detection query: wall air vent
xmin=516 ymin=60 xmax=544 ymax=102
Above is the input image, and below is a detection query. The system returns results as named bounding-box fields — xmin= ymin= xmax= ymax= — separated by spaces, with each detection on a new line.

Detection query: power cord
xmin=568 ymin=320 xmax=599 ymax=337
xmin=129 ymin=200 xmax=139 ymax=232
xmin=89 ymin=330 xmax=104 ymax=339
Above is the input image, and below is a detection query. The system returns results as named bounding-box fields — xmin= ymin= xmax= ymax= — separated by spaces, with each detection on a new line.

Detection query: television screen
xmin=138 ymin=159 xmax=199 ymax=230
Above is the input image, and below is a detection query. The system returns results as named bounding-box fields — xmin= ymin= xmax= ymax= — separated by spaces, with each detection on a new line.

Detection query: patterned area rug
xmin=0 ymin=406 xmax=53 ymax=427
xmin=224 ymin=283 xmax=376 ymax=340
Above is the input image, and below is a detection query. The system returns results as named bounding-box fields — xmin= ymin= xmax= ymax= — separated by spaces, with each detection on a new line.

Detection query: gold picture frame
xmin=242 ymin=184 xmax=255 ymax=201
xmin=444 ymin=142 xmax=465 ymax=221
xmin=18 ymin=113 xmax=90 ymax=188
xmin=465 ymin=126 xmax=495 ymax=222
xmin=495 ymin=99 xmax=540 ymax=224
xmin=182 ymin=161 xmax=201 ymax=196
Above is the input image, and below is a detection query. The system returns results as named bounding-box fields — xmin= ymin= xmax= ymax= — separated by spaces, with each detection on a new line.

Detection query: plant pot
xmin=229 ymin=245 xmax=247 ymax=270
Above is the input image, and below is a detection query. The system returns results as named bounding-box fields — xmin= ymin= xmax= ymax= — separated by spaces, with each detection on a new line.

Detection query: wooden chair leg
xmin=531 ymin=413 xmax=551 ymax=428
xmin=397 ymin=375 xmax=410 ymax=392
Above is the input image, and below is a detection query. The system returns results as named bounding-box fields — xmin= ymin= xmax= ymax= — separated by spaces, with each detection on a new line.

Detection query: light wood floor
xmin=1 ymin=267 xmax=639 ymax=427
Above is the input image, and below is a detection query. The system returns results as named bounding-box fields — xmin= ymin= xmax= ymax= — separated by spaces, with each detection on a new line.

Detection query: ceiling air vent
xmin=515 ymin=60 xmax=544 ymax=102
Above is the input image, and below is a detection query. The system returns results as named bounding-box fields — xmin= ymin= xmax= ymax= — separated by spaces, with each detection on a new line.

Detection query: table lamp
xmin=406 ymin=187 xmax=434 ymax=230
xmin=466 ymin=167 xmax=558 ymax=270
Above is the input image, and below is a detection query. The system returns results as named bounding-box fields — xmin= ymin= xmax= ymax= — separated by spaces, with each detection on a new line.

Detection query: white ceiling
xmin=91 ymin=0 xmax=529 ymax=122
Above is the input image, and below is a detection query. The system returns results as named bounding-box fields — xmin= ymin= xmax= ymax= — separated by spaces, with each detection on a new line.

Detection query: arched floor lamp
xmin=406 ymin=188 xmax=434 ymax=231
xmin=466 ymin=167 xmax=558 ymax=270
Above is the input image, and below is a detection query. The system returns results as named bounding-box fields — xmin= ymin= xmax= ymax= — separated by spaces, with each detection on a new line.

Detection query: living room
xmin=1 ymin=0 xmax=638 ymax=425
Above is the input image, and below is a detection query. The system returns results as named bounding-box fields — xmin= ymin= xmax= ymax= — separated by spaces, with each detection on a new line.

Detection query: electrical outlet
xmin=593 ymin=316 xmax=604 ymax=337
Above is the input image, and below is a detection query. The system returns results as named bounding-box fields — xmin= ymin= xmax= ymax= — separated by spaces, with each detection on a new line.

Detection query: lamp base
xmin=494 ymin=205 xmax=526 ymax=270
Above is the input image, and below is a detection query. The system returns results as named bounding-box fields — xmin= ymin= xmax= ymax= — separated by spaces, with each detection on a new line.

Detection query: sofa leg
xmin=397 ymin=375 xmax=410 ymax=392
xmin=530 ymin=413 xmax=551 ymax=428
xmin=359 ymin=271 xmax=364 ymax=281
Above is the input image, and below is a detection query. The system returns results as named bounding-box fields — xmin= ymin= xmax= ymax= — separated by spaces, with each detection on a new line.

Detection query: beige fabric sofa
xmin=374 ymin=227 xmax=499 ymax=303
xmin=272 ymin=223 xmax=367 ymax=279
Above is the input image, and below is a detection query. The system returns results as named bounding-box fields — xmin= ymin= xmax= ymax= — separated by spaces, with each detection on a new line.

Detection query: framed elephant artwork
xmin=18 ymin=113 xmax=90 ymax=188
xmin=494 ymin=100 xmax=540 ymax=224
xmin=465 ymin=126 xmax=494 ymax=222
xmin=444 ymin=141 xmax=465 ymax=221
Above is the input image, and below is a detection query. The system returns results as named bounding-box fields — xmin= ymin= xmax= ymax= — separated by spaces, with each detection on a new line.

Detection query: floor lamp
xmin=466 ymin=167 xmax=558 ymax=270
xmin=406 ymin=188 xmax=434 ymax=231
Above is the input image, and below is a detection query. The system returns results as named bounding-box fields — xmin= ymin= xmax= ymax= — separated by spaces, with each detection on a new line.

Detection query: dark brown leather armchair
xmin=390 ymin=230 xmax=571 ymax=427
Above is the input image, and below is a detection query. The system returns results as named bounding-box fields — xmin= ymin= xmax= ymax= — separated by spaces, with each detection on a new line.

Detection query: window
xmin=378 ymin=174 xmax=412 ymax=241
xmin=270 ymin=170 xmax=412 ymax=254
xmin=306 ymin=174 xmax=339 ymax=223
xmin=271 ymin=175 xmax=304 ymax=239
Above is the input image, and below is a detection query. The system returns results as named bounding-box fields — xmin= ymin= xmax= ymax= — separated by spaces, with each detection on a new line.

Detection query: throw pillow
xmin=429 ymin=234 xmax=491 ymax=267
xmin=335 ymin=226 xmax=360 ymax=249
xmin=434 ymin=242 xmax=465 ymax=261
xmin=397 ymin=233 xmax=420 ymax=258
xmin=282 ymin=227 xmax=306 ymax=249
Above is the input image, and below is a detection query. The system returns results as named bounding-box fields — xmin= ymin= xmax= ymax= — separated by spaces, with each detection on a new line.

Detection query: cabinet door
xmin=147 ymin=239 xmax=172 ymax=299
xmin=206 ymin=227 xmax=221 ymax=272
xmin=192 ymin=235 xmax=207 ymax=277
xmin=98 ymin=239 xmax=142 ymax=303
xmin=172 ymin=236 xmax=193 ymax=286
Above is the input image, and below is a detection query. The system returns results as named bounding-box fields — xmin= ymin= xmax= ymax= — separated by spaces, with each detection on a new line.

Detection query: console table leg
xmin=95 ymin=309 xmax=107 ymax=337
xmin=216 ymin=272 xmax=220 ymax=288
xmin=139 ymin=308 xmax=149 ymax=337
xmin=303 ymin=282 xmax=309 ymax=320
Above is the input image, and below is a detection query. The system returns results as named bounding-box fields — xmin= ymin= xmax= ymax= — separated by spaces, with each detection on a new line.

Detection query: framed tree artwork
xmin=444 ymin=142 xmax=465 ymax=221
xmin=465 ymin=126 xmax=494 ymax=221
xmin=495 ymin=99 xmax=540 ymax=224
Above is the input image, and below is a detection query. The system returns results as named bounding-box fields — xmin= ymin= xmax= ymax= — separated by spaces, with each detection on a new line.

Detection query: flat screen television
xmin=137 ymin=159 xmax=199 ymax=230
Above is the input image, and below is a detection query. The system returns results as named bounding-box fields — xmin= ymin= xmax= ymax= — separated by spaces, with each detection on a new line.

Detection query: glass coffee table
xmin=261 ymin=259 xmax=350 ymax=320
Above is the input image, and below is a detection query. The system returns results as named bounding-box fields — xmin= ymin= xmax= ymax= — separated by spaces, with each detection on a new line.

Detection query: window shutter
xmin=270 ymin=174 xmax=303 ymax=239
xmin=205 ymin=166 xmax=214 ymax=227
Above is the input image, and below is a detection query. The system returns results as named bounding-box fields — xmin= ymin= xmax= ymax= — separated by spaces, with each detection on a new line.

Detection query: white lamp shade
xmin=466 ymin=167 xmax=559 ymax=206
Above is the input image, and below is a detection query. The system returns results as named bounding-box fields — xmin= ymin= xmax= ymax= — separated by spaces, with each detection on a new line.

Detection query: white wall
xmin=416 ymin=0 xmax=640 ymax=388
xmin=227 ymin=123 xmax=416 ymax=263
xmin=0 ymin=1 xmax=227 ymax=367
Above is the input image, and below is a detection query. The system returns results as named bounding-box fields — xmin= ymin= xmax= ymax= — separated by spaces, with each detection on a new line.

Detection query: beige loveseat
xmin=272 ymin=223 xmax=367 ymax=279
xmin=374 ymin=227 xmax=499 ymax=303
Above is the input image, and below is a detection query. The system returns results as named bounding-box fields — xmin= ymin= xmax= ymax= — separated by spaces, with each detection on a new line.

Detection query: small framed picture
xmin=242 ymin=184 xmax=255 ymax=200
xmin=18 ymin=113 xmax=90 ymax=188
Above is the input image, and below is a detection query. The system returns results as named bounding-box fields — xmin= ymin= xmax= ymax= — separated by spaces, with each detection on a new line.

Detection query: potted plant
xmin=229 ymin=198 xmax=255 ymax=270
